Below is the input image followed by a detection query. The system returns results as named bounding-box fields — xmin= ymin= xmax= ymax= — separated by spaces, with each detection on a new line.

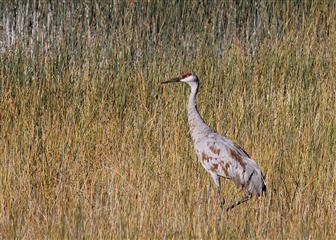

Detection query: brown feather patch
xmin=210 ymin=163 xmax=218 ymax=172
xmin=209 ymin=145 xmax=221 ymax=155
xmin=202 ymin=152 xmax=210 ymax=161
xmin=220 ymin=162 xmax=229 ymax=176
xmin=230 ymin=148 xmax=246 ymax=169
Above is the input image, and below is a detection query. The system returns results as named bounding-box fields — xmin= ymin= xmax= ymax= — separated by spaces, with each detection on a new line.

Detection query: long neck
xmin=187 ymin=82 xmax=212 ymax=142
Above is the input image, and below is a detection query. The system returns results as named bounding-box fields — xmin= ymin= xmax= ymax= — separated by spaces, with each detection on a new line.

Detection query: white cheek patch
xmin=181 ymin=75 xmax=194 ymax=83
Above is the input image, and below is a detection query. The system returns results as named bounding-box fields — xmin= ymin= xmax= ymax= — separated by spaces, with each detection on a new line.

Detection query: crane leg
xmin=226 ymin=192 xmax=252 ymax=211
xmin=218 ymin=188 xmax=225 ymax=207
xmin=211 ymin=173 xmax=225 ymax=207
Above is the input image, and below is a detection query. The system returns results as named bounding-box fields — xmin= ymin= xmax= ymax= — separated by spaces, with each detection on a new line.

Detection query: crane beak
xmin=162 ymin=77 xmax=181 ymax=84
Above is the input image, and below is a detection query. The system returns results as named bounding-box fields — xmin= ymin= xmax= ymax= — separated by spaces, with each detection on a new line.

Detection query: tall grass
xmin=0 ymin=1 xmax=335 ymax=239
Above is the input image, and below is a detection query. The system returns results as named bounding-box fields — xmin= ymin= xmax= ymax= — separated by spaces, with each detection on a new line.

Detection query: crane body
xmin=162 ymin=72 xmax=266 ymax=211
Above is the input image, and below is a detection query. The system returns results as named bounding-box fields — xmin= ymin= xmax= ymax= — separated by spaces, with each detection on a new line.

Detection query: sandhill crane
xmin=162 ymin=72 xmax=266 ymax=211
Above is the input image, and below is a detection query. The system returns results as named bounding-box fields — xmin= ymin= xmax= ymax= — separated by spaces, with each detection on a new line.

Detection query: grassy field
xmin=0 ymin=1 xmax=335 ymax=239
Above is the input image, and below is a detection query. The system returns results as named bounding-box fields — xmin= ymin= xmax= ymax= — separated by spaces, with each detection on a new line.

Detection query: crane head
xmin=162 ymin=72 xmax=198 ymax=84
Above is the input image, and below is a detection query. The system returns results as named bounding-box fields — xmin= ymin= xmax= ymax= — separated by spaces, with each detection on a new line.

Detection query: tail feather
xmin=247 ymin=170 xmax=266 ymax=196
